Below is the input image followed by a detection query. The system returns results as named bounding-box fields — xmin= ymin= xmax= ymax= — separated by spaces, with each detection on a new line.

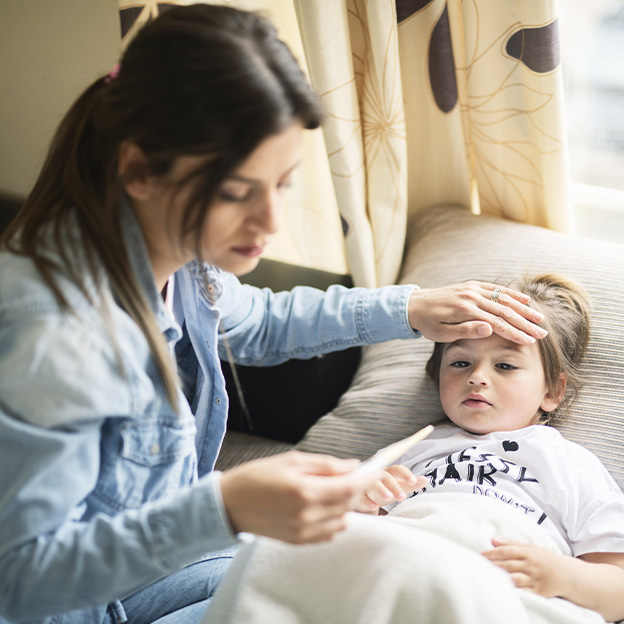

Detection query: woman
xmin=0 ymin=5 xmax=546 ymax=623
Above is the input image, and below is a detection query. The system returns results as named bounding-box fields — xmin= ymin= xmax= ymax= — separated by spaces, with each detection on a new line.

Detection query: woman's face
xmin=197 ymin=121 xmax=303 ymax=276
xmin=166 ymin=121 xmax=303 ymax=277
xmin=130 ymin=121 xmax=303 ymax=288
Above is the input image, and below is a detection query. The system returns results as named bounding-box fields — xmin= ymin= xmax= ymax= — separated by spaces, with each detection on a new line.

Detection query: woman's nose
xmin=250 ymin=188 xmax=281 ymax=234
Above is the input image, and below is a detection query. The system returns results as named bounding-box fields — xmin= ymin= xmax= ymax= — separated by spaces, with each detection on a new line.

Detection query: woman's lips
xmin=232 ymin=244 xmax=265 ymax=258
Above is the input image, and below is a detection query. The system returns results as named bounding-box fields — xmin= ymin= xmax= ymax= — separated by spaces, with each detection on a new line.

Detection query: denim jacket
xmin=0 ymin=204 xmax=419 ymax=623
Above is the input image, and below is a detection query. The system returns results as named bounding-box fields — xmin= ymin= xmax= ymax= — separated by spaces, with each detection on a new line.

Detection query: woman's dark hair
xmin=1 ymin=4 xmax=323 ymax=405
xmin=425 ymin=274 xmax=591 ymax=423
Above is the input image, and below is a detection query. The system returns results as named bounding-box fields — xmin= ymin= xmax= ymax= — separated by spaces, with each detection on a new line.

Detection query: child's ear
xmin=118 ymin=141 xmax=153 ymax=201
xmin=541 ymin=374 xmax=567 ymax=413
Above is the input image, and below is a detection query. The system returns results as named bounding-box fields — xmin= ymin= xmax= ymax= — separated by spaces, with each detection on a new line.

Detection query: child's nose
xmin=467 ymin=366 xmax=488 ymax=386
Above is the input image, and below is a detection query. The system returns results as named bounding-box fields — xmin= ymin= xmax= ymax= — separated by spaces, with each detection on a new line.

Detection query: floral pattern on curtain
xmin=296 ymin=0 xmax=569 ymax=286
xmin=397 ymin=0 xmax=569 ymax=231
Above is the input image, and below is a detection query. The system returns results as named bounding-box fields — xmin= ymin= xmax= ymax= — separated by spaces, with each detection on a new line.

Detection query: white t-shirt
xmin=387 ymin=423 xmax=624 ymax=556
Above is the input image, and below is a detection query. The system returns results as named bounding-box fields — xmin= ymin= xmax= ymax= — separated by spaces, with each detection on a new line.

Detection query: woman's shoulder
xmin=0 ymin=247 xmax=101 ymax=320
xmin=178 ymin=260 xmax=227 ymax=305
xmin=0 ymin=250 xmax=57 ymax=311
xmin=0 ymin=252 xmax=138 ymax=428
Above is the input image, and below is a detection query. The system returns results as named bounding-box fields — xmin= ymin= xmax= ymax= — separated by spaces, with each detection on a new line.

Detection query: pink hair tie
xmin=104 ymin=63 xmax=121 ymax=84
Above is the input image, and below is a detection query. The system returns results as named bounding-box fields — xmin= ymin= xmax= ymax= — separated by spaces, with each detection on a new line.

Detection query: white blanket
xmin=204 ymin=493 xmax=607 ymax=624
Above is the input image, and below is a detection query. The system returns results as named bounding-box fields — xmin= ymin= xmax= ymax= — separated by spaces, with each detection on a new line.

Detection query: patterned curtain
xmin=295 ymin=1 xmax=407 ymax=287
xmin=117 ymin=0 xmax=569 ymax=286
xmin=397 ymin=0 xmax=569 ymax=231
xmin=298 ymin=0 xmax=569 ymax=286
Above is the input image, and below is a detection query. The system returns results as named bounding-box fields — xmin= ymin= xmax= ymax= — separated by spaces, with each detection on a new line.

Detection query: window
xmin=559 ymin=1 xmax=624 ymax=243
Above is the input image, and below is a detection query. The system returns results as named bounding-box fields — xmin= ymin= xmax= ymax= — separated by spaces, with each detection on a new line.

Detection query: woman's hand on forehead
xmin=407 ymin=281 xmax=547 ymax=345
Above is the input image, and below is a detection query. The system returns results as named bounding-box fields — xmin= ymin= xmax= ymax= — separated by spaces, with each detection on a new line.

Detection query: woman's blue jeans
xmin=102 ymin=547 xmax=236 ymax=624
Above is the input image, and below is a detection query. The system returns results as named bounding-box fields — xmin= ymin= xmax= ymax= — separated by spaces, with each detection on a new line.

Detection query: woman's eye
xmin=218 ymin=189 xmax=252 ymax=203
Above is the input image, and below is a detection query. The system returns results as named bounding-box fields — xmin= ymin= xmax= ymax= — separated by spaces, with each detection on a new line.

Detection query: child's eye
xmin=496 ymin=362 xmax=517 ymax=371
xmin=450 ymin=360 xmax=471 ymax=368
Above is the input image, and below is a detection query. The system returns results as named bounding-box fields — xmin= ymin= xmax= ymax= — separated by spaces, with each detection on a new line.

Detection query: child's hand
xmin=353 ymin=465 xmax=426 ymax=515
xmin=482 ymin=538 xmax=568 ymax=597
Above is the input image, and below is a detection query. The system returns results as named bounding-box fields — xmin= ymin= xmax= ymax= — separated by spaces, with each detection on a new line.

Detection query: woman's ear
xmin=541 ymin=374 xmax=567 ymax=413
xmin=118 ymin=141 xmax=152 ymax=201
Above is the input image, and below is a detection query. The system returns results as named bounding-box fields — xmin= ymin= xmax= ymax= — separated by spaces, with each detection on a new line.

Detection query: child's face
xmin=438 ymin=334 xmax=560 ymax=434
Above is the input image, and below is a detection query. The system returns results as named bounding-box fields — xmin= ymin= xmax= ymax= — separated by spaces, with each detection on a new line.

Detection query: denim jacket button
xmin=149 ymin=443 xmax=160 ymax=456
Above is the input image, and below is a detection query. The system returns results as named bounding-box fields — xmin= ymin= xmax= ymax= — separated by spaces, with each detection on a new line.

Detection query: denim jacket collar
xmin=186 ymin=260 xmax=225 ymax=306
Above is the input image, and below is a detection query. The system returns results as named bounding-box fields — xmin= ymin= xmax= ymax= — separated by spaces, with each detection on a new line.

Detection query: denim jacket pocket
xmin=120 ymin=418 xmax=195 ymax=466
xmin=91 ymin=415 xmax=197 ymax=513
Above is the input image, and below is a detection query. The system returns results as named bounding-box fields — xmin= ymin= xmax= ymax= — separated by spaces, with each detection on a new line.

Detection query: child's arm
xmin=353 ymin=465 xmax=425 ymax=514
xmin=483 ymin=540 xmax=624 ymax=622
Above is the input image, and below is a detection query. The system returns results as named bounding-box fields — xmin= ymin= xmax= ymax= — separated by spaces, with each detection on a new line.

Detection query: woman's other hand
xmin=407 ymin=281 xmax=548 ymax=345
xmin=220 ymin=451 xmax=375 ymax=544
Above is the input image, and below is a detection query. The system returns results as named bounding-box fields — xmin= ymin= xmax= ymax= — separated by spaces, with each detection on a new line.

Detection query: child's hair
xmin=1 ymin=5 xmax=323 ymax=406
xmin=425 ymin=274 xmax=591 ymax=423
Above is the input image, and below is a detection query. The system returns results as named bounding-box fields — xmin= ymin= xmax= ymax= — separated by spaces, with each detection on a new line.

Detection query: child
xmin=363 ymin=274 xmax=624 ymax=623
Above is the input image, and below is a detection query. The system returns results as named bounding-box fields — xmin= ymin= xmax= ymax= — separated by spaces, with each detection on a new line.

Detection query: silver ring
xmin=490 ymin=287 xmax=502 ymax=304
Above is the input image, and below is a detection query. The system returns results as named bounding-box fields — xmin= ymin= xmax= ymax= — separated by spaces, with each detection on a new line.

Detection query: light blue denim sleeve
xmin=215 ymin=272 xmax=420 ymax=365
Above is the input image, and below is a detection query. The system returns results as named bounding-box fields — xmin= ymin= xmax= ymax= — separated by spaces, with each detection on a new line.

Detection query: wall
xmin=0 ymin=0 xmax=120 ymax=200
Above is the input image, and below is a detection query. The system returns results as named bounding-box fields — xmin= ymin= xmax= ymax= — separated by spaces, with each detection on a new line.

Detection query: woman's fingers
xmin=475 ymin=283 xmax=547 ymax=341
xmin=220 ymin=451 xmax=384 ymax=543
xmin=287 ymin=514 xmax=350 ymax=544
xmin=408 ymin=281 xmax=548 ymax=345
xmin=220 ymin=454 xmax=428 ymax=544
xmin=475 ymin=308 xmax=547 ymax=344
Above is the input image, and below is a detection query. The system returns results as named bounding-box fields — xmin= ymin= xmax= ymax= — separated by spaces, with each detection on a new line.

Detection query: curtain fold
xmin=293 ymin=0 xmax=571 ymax=283
xmin=453 ymin=0 xmax=569 ymax=230
xmin=294 ymin=0 xmax=408 ymax=287
xmin=118 ymin=0 xmax=571 ymax=284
